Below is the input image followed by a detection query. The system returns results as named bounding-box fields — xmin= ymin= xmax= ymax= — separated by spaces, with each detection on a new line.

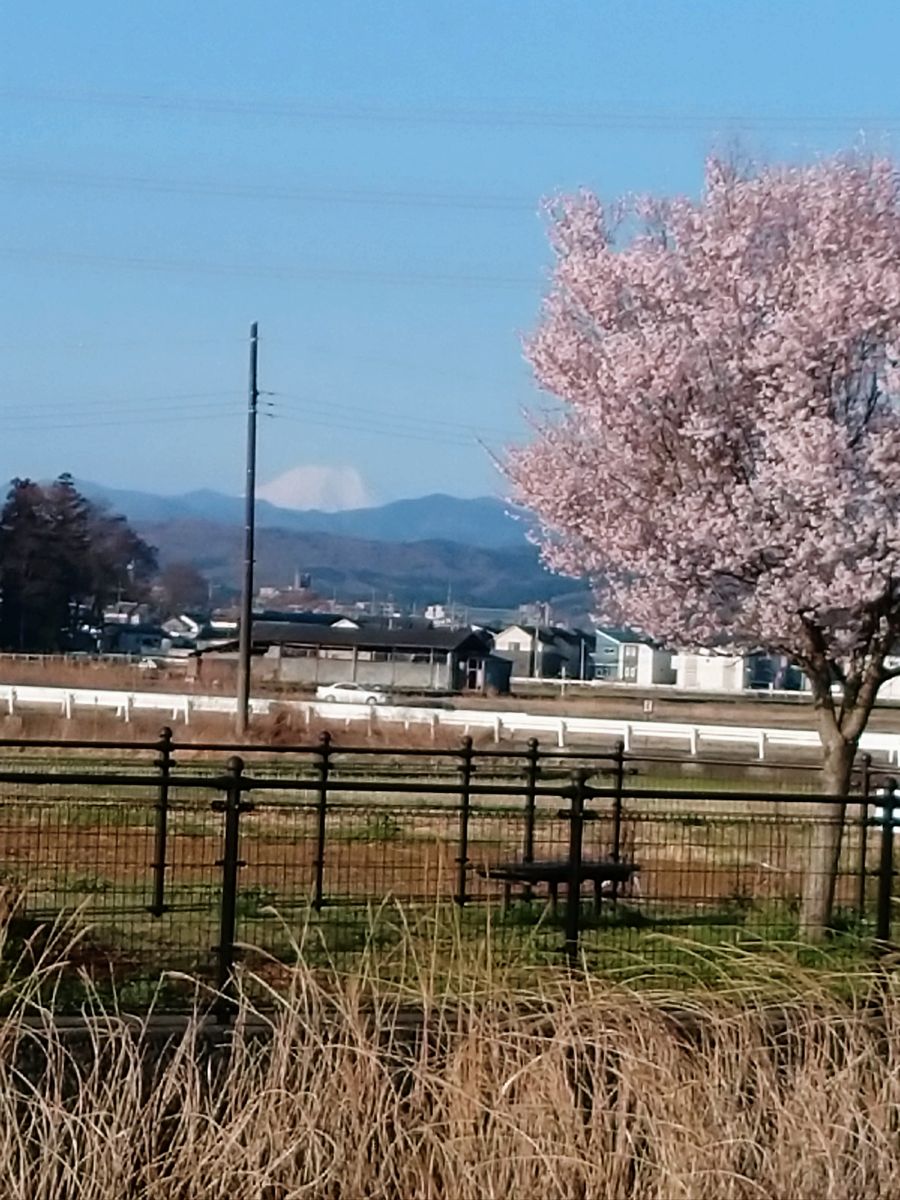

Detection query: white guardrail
xmin=1 ymin=682 xmax=899 ymax=765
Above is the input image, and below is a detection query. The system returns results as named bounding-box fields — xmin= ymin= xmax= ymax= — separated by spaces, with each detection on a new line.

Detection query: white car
xmin=315 ymin=681 xmax=389 ymax=705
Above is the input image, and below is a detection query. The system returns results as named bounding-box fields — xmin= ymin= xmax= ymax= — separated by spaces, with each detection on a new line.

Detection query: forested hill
xmin=138 ymin=518 xmax=578 ymax=610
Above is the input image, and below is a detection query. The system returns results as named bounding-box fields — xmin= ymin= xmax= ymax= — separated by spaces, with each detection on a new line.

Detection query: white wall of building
xmin=674 ymin=651 xmax=749 ymax=691
xmin=492 ymin=625 xmax=535 ymax=655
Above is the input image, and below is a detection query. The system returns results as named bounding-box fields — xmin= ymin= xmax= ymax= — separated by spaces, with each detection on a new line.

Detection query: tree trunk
xmin=799 ymin=733 xmax=857 ymax=938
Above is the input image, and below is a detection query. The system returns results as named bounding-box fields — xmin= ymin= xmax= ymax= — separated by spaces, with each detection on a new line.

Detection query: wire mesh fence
xmin=0 ymin=729 xmax=895 ymax=1010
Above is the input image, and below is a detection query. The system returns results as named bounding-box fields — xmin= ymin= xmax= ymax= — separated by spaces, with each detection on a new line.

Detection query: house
xmin=196 ymin=622 xmax=512 ymax=694
xmin=161 ymin=611 xmax=206 ymax=640
xmin=552 ymin=627 xmax=597 ymax=679
xmin=746 ymin=652 xmax=805 ymax=691
xmin=102 ymin=601 xmax=154 ymax=626
xmin=492 ymin=625 xmax=595 ymax=680
xmin=592 ymin=628 xmax=675 ymax=685
xmin=102 ymin=623 xmax=169 ymax=657
xmin=195 ymin=621 xmax=238 ymax=651
xmin=161 ymin=612 xmax=239 ymax=651
xmin=673 ymin=649 xmax=750 ymax=692
xmin=492 ymin=625 xmax=556 ymax=677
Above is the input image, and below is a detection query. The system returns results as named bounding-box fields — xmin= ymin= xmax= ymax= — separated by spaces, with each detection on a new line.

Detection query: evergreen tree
xmin=0 ymin=476 xmax=157 ymax=651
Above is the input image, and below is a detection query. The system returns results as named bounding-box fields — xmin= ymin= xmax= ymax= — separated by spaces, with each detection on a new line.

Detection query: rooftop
xmin=203 ymin=622 xmax=494 ymax=655
xmin=594 ymin=626 xmax=656 ymax=646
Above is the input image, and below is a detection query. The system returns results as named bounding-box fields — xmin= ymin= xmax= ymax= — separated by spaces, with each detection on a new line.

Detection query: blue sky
xmin=2 ymin=1 xmax=900 ymax=506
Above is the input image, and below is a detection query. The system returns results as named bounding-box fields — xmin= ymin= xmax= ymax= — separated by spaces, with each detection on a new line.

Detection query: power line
xmin=0 ymin=389 xmax=242 ymax=417
xmin=1 ymin=379 xmax=519 ymax=440
xmin=0 ymin=389 xmax=511 ymax=443
xmin=1 ymin=379 xmax=514 ymax=443
xmin=0 ymin=397 xmax=513 ymax=446
xmin=3 ymin=86 xmax=898 ymax=131
xmin=271 ymin=413 xmax=480 ymax=447
xmin=270 ymin=409 xmax=509 ymax=448
xmin=0 ymin=404 xmax=249 ymax=432
xmin=0 ymin=165 xmax=534 ymax=213
xmin=1 ymin=411 xmax=248 ymax=432
xmin=271 ymin=391 xmax=518 ymax=439
xmin=0 ymin=246 xmax=537 ymax=289
xmin=0 ymin=399 xmax=508 ymax=445
xmin=0 ymin=334 xmax=249 ymax=352
xmin=1 ymin=403 xmax=499 ymax=446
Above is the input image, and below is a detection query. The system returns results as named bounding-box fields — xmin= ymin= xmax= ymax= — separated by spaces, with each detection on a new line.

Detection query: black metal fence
xmin=0 ymin=728 xmax=896 ymax=1012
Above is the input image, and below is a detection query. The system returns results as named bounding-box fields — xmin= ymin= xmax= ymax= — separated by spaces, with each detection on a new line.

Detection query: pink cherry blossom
xmin=506 ymin=155 xmax=900 ymax=932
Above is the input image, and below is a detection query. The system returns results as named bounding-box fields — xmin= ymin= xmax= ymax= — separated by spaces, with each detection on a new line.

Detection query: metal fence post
xmin=609 ymin=738 xmax=626 ymax=909
xmin=148 ymin=725 xmax=173 ymax=917
xmin=611 ymin=738 xmax=626 ymax=860
xmin=213 ymin=755 xmax=252 ymax=1019
xmin=563 ymin=770 xmax=589 ymax=968
xmin=523 ymin=737 xmax=539 ymax=865
xmin=312 ymin=732 xmax=332 ymax=912
xmin=858 ymin=752 xmax=872 ymax=921
xmin=876 ymin=776 xmax=897 ymax=947
xmin=454 ymin=736 xmax=474 ymax=906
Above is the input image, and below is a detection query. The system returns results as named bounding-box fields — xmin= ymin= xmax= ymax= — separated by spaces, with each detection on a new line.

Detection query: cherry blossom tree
xmin=507 ymin=155 xmax=900 ymax=935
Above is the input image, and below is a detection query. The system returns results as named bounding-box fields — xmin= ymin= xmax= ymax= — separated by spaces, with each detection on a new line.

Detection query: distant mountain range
xmin=77 ymin=481 xmax=532 ymax=550
xmin=76 ymin=481 xmax=588 ymax=612
xmin=137 ymin=518 xmax=582 ymax=609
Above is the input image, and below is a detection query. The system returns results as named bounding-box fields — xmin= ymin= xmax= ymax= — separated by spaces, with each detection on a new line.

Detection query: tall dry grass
xmin=0 ymin=704 xmax=493 ymax=754
xmin=0 ymin=905 xmax=899 ymax=1199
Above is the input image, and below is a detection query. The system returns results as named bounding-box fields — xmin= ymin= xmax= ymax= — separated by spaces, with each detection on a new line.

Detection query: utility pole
xmin=236 ymin=322 xmax=259 ymax=736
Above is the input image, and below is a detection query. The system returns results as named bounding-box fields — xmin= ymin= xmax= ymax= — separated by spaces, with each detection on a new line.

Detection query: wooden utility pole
xmin=236 ymin=322 xmax=259 ymax=735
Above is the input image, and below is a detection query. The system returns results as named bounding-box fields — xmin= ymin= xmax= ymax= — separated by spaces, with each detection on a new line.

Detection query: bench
xmin=477 ymin=858 xmax=639 ymax=916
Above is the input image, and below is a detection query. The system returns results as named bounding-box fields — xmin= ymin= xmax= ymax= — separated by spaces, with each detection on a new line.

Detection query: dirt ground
xmin=0 ymin=804 xmax=867 ymax=911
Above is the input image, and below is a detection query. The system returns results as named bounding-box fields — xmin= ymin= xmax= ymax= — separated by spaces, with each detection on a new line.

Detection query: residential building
xmin=161 ymin=612 xmax=206 ymax=640
xmin=101 ymin=601 xmax=154 ymax=626
xmin=101 ymin=623 xmax=168 ymax=657
xmin=161 ymin=611 xmax=239 ymax=652
xmin=492 ymin=624 xmax=595 ymax=679
xmin=746 ymin=652 xmax=805 ymax=690
xmin=591 ymin=628 xmax=675 ymax=684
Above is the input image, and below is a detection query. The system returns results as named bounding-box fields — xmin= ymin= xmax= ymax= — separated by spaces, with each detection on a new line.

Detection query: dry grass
xmin=0 ymin=901 xmax=899 ymax=1198
xmin=0 ymin=656 xmax=192 ymax=692
xmin=0 ymin=706 xmax=496 ymax=754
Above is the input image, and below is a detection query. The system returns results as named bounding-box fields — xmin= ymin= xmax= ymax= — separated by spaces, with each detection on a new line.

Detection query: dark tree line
xmin=0 ymin=475 xmax=157 ymax=651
